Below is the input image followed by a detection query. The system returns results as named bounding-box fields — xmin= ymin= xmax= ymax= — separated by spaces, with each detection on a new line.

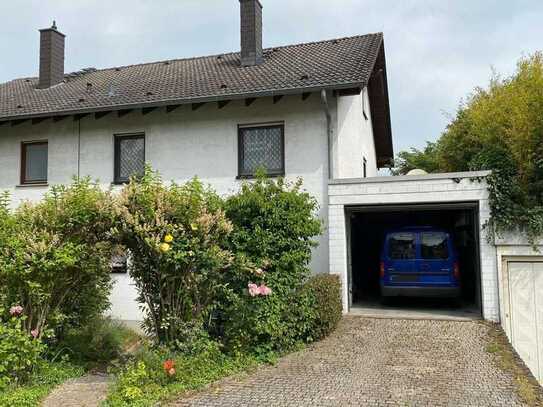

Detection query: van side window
xmin=421 ymin=232 xmax=449 ymax=259
xmin=388 ymin=233 xmax=416 ymax=260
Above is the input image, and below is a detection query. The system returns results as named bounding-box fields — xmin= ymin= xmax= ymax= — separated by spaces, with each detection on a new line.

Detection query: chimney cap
xmin=39 ymin=20 xmax=66 ymax=37
xmin=239 ymin=0 xmax=263 ymax=7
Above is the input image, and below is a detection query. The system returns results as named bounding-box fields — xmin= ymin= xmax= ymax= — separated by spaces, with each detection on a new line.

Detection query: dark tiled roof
xmin=0 ymin=33 xmax=383 ymax=120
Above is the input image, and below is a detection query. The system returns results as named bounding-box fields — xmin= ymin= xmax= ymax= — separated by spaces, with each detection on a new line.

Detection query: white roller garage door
xmin=508 ymin=261 xmax=543 ymax=383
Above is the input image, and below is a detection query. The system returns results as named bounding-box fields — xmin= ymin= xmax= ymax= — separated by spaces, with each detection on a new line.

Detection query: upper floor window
xmin=114 ymin=133 xmax=145 ymax=184
xmin=238 ymin=124 xmax=284 ymax=178
xmin=21 ymin=141 xmax=48 ymax=184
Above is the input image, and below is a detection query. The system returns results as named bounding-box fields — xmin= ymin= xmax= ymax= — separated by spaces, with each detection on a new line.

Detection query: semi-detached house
xmin=1 ymin=0 xmax=543 ymax=385
xmin=0 ymin=0 xmax=393 ymax=322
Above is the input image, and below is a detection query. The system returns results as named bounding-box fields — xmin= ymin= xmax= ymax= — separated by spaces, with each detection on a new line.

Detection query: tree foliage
xmin=392 ymin=52 xmax=543 ymax=241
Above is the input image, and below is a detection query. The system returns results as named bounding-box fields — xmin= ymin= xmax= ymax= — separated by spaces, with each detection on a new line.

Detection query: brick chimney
xmin=239 ymin=0 xmax=263 ymax=66
xmin=38 ymin=21 xmax=65 ymax=89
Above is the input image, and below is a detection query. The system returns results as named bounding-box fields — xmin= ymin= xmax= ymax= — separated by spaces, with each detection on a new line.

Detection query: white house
xmin=0 ymin=1 xmax=393 ymax=322
xmin=1 ymin=1 xmax=542 ymax=384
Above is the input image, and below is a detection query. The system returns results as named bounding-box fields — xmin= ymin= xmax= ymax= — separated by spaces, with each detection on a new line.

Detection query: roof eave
xmin=0 ymin=81 xmax=367 ymax=123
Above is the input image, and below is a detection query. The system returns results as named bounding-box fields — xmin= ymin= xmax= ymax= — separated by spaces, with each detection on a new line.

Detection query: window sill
xmin=236 ymin=173 xmax=284 ymax=180
xmin=16 ymin=183 xmax=49 ymax=188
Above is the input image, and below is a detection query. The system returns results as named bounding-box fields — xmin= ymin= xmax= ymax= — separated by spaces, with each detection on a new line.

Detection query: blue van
xmin=380 ymin=227 xmax=460 ymax=298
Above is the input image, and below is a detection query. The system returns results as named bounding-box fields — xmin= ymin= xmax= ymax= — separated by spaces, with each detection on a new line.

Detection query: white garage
xmin=328 ymin=170 xmax=543 ymax=384
xmin=328 ymin=170 xmax=500 ymax=321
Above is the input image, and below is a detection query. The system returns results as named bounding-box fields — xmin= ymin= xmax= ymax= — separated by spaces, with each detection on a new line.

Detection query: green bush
xmin=116 ymin=168 xmax=233 ymax=344
xmin=52 ymin=317 xmax=138 ymax=368
xmin=303 ymin=274 xmax=342 ymax=340
xmin=0 ymin=314 xmax=45 ymax=390
xmin=0 ymin=178 xmax=116 ymax=338
xmin=219 ymin=175 xmax=323 ymax=357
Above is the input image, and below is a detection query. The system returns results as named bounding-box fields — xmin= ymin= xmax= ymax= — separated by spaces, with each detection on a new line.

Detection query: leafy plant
xmin=0 ymin=314 xmax=45 ymax=390
xmin=0 ymin=178 xmax=116 ymax=338
xmin=52 ymin=317 xmax=138 ymax=368
xmin=219 ymin=175 xmax=323 ymax=356
xmin=104 ymin=345 xmax=257 ymax=407
xmin=302 ymin=274 xmax=342 ymax=340
xmin=115 ymin=168 xmax=234 ymax=344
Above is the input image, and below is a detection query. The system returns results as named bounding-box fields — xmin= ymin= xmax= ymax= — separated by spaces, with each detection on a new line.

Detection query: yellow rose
xmin=190 ymin=223 xmax=198 ymax=231
xmin=164 ymin=234 xmax=174 ymax=243
xmin=159 ymin=243 xmax=171 ymax=253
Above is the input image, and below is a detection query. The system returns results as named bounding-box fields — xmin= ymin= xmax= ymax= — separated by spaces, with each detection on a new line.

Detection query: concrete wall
xmin=0 ymin=92 xmax=380 ymax=322
xmin=327 ymin=171 xmax=500 ymax=322
xmin=334 ymin=88 xmax=377 ymax=178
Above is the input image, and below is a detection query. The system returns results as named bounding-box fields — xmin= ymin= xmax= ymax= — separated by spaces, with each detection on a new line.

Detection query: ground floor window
xmin=114 ymin=133 xmax=145 ymax=184
xmin=238 ymin=123 xmax=284 ymax=178
xmin=21 ymin=140 xmax=48 ymax=184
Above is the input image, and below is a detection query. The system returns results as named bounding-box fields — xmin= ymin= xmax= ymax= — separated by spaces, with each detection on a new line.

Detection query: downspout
xmin=320 ymin=89 xmax=333 ymax=179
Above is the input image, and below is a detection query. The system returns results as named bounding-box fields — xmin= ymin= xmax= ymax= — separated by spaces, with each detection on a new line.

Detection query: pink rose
xmin=258 ymin=284 xmax=272 ymax=296
xmin=248 ymin=283 xmax=259 ymax=297
xmin=9 ymin=305 xmax=23 ymax=317
xmin=30 ymin=329 xmax=39 ymax=339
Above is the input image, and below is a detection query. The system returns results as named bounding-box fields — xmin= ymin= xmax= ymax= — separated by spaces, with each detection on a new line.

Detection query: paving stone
xmin=171 ymin=316 xmax=529 ymax=407
xmin=42 ymin=373 xmax=110 ymax=407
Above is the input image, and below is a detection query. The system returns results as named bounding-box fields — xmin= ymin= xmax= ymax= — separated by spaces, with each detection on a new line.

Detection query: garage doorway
xmin=346 ymin=202 xmax=482 ymax=320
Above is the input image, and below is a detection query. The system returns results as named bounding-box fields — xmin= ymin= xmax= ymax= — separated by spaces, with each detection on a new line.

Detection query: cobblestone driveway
xmin=172 ymin=316 xmax=531 ymax=407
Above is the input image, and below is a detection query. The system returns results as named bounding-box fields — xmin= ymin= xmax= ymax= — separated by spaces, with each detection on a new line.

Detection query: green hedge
xmin=304 ymin=274 xmax=342 ymax=340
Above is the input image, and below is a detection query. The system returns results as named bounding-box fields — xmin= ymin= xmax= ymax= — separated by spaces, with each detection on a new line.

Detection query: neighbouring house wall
xmin=0 ymin=94 xmax=336 ymax=322
xmin=334 ymin=88 xmax=377 ymax=179
xmin=495 ymin=233 xmax=543 ymax=339
xmin=327 ymin=171 xmax=500 ymax=322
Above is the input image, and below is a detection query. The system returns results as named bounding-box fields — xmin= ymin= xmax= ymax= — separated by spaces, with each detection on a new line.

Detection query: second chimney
xmin=38 ymin=21 xmax=65 ymax=89
xmin=240 ymin=0 xmax=263 ymax=67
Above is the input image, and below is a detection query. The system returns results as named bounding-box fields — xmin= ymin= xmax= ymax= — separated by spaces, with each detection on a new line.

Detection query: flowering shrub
xmin=0 ymin=179 xmax=116 ymax=338
xmin=116 ymin=168 xmax=234 ymax=344
xmin=0 ymin=307 xmax=45 ymax=390
xmin=219 ymin=175 xmax=323 ymax=357
xmin=247 ymin=283 xmax=272 ymax=297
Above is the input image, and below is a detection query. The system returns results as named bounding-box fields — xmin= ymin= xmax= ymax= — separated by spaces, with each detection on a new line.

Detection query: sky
xmin=1 ymin=0 xmax=542 ymax=154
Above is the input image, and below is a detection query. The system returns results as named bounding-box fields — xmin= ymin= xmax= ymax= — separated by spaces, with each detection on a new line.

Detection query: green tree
xmin=390 ymin=141 xmax=441 ymax=175
xmin=392 ymin=52 xmax=543 ymax=241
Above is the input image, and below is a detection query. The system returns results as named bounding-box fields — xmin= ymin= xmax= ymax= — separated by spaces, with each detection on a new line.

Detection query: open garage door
xmin=346 ymin=202 xmax=482 ymax=319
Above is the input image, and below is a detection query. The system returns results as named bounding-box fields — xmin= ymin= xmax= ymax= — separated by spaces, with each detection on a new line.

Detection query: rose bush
xmin=0 ymin=305 xmax=45 ymax=390
xmin=217 ymin=175 xmax=323 ymax=357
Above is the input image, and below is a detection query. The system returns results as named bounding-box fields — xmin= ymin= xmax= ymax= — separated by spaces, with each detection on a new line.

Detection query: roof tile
xmin=0 ymin=33 xmax=383 ymax=120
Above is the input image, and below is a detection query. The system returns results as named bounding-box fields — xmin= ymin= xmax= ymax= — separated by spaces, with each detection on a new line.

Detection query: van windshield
xmin=421 ymin=232 xmax=449 ymax=259
xmin=388 ymin=232 xmax=416 ymax=260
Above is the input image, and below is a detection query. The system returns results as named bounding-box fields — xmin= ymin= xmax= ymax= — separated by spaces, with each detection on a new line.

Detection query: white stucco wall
xmin=327 ymin=171 xmax=500 ymax=322
xmin=0 ymin=94 xmax=356 ymax=322
xmin=334 ymin=87 xmax=377 ymax=179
